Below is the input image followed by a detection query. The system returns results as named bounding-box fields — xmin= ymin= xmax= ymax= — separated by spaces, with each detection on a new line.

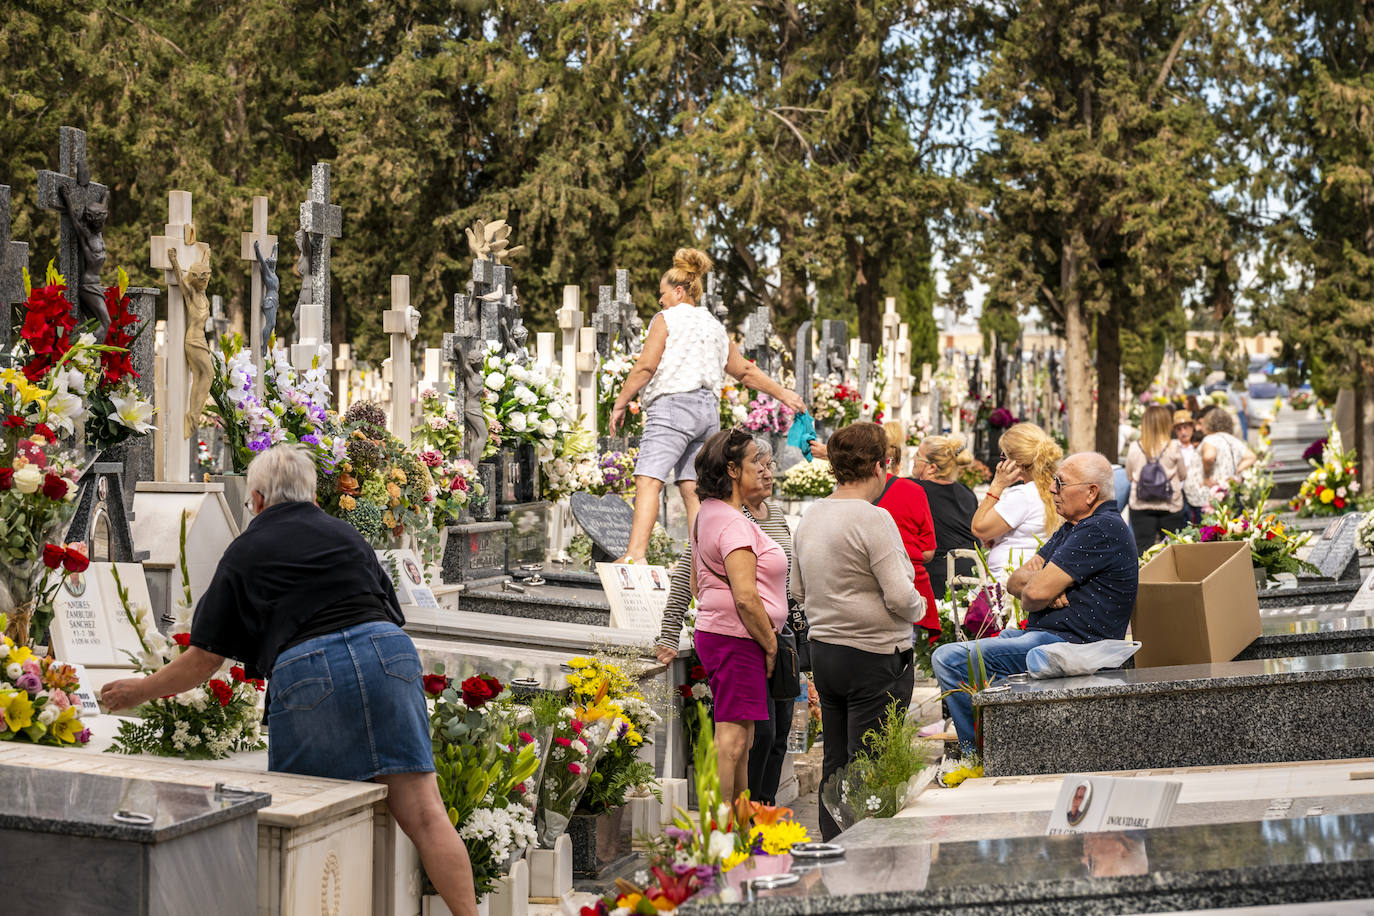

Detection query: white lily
xmin=45 ymin=383 xmax=88 ymax=435
xmin=111 ymin=394 xmax=157 ymax=434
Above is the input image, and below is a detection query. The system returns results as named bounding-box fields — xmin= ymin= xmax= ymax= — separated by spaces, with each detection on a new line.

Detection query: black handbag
xmin=693 ymin=517 xmax=801 ymax=700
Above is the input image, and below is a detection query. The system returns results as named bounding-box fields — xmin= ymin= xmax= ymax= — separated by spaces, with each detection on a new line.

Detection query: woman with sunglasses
xmin=970 ymin=422 xmax=1063 ymax=582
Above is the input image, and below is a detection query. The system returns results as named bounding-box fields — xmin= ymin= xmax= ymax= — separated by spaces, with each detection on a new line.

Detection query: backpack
xmin=1135 ymin=443 xmax=1173 ymax=503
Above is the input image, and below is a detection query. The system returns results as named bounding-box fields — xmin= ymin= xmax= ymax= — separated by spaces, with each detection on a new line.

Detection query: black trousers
xmin=747 ymin=696 xmax=794 ymax=805
xmin=1130 ymin=508 xmax=1187 ymax=556
xmin=810 ymin=639 xmax=915 ymax=840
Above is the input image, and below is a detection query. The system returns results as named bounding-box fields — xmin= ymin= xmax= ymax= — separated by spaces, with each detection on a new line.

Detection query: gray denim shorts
xmin=634 ymin=388 xmax=721 ymax=483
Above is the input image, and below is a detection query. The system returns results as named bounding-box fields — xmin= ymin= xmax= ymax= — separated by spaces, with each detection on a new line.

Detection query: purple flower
xmin=77 ymin=728 xmax=92 ymax=744
xmin=989 ymin=407 xmax=1017 ymax=429
xmin=1199 ymin=525 xmax=1224 ymax=542
xmin=1303 ymin=438 xmax=1327 ymax=462
xmin=248 ymin=432 xmax=272 ymax=453
xmin=300 ymin=433 xmax=321 ymax=446
xmin=15 ymin=673 xmax=42 ymax=695
xmin=664 ymin=826 xmax=693 ymax=843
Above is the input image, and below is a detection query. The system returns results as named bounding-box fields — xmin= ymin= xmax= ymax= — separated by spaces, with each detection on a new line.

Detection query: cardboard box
xmin=1132 ymin=541 xmax=1261 ymax=668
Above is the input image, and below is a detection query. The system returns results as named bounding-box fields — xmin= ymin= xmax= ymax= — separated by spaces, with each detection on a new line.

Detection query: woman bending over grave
xmin=688 ymin=429 xmax=791 ymax=804
xmin=101 ymin=444 xmax=481 ymax=916
xmin=607 ymin=247 xmax=805 ymax=563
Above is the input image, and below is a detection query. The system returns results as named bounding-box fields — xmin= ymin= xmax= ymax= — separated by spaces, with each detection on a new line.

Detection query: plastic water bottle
xmin=786 ymin=704 xmax=808 ymax=754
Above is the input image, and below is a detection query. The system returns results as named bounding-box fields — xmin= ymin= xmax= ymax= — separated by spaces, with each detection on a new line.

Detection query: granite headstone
xmin=570 ymin=492 xmax=635 ymax=561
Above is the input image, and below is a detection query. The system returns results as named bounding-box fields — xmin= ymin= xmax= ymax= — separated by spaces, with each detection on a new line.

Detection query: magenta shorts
xmin=694 ymin=629 xmax=768 ymax=722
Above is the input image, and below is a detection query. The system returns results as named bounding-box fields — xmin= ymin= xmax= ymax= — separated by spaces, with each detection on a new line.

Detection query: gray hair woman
xmin=102 ymin=445 xmax=481 ymax=916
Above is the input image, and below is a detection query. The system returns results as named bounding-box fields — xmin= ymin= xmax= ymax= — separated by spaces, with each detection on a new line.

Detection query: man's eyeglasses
xmin=1051 ymin=475 xmax=1093 ymax=494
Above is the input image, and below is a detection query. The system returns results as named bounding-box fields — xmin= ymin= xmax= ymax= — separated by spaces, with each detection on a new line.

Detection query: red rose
xmin=1335 ymin=497 xmax=1347 ymax=509
xmin=42 ymin=473 xmax=67 ymax=500
xmin=689 ymin=665 xmax=707 ymax=680
xmin=480 ymin=674 xmax=503 ymax=697
xmin=460 ymin=675 xmax=496 ymax=708
xmin=62 ymin=547 xmax=90 ymax=573
xmin=0 ymin=468 xmax=11 ymax=489
xmin=422 ymin=673 xmax=451 ymax=696
xmin=172 ymin=632 xmax=191 ymax=647
xmin=42 ymin=543 xmax=65 ymax=569
xmin=677 ymin=684 xmax=693 ymax=698
xmin=33 ymin=423 xmax=55 ymax=442
xmin=208 ymin=679 xmax=233 ymax=707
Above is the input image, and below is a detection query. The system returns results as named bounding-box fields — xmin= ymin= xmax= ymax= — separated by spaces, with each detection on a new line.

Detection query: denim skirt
xmin=267 ymin=621 xmax=434 ymax=781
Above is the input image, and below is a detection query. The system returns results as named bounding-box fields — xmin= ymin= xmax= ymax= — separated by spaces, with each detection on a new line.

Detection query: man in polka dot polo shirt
xmin=933 ymin=452 xmax=1139 ymax=755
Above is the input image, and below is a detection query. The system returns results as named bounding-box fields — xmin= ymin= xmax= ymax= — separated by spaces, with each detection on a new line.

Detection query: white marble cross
xmin=239 ymin=196 xmax=277 ymax=393
xmin=149 ymin=190 xmax=210 ymax=483
xmin=333 ymin=343 xmax=355 ymax=413
xmin=383 ymin=275 xmax=419 ymax=445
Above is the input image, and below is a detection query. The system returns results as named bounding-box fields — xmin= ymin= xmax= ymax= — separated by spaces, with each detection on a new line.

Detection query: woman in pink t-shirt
xmin=690 ymin=428 xmax=789 ymax=803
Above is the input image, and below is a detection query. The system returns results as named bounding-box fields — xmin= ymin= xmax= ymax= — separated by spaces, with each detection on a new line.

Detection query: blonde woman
xmin=1125 ymin=404 xmax=1187 ymax=554
xmin=608 ymin=248 xmax=804 ymax=563
xmin=970 ymin=422 xmax=1062 ymax=580
xmin=911 ymin=434 xmax=980 ymax=599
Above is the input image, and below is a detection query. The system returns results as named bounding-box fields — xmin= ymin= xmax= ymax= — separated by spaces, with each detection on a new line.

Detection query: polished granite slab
xmin=1239 ymin=607 xmax=1374 ymax=659
xmin=977 ymin=653 xmax=1374 ymax=776
xmin=0 ymin=761 xmax=270 ymax=842
xmin=681 ymin=812 xmax=1374 ymax=915
xmin=459 ymin=581 xmax=612 ymax=627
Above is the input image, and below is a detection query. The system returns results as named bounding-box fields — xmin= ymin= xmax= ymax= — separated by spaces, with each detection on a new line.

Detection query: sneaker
xmin=917 ymin=719 xmax=948 ymax=738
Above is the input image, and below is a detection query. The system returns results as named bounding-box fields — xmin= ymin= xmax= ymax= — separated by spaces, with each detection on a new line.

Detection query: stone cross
xmin=208 ymin=295 xmax=229 ymax=340
xmin=443 ymin=285 xmax=484 ymax=450
xmin=0 ymin=186 xmax=30 ymax=362
xmin=820 ymin=319 xmax=848 ymax=381
xmin=742 ymin=305 xmax=774 ymax=377
xmin=856 ymin=341 xmax=873 ymax=402
xmin=333 ymin=343 xmax=356 ymax=413
xmin=149 ymin=190 xmax=210 ymax=483
xmin=293 ymin=163 xmax=342 ymax=369
xmin=383 ymin=275 xmax=418 ymax=445
xmin=238 ymin=195 xmax=277 ymax=391
xmin=613 ymin=269 xmax=643 ymax=345
xmin=421 ymin=347 xmax=445 ymax=398
xmin=794 ymin=320 xmax=814 ymax=408
xmin=593 ymin=283 xmax=618 ymax=358
xmin=701 ymin=273 xmax=727 ymax=321
xmin=35 ymin=126 xmax=106 ymax=321
xmin=558 ymin=285 xmax=583 ymax=406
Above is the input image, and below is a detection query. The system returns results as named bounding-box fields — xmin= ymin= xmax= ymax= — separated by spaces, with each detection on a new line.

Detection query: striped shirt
xmin=656 ymin=500 xmax=793 ymax=651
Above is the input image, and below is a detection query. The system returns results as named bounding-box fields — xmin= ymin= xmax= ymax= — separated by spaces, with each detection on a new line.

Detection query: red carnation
xmin=0 ymin=468 xmax=12 ymax=490
xmin=42 ymin=543 xmax=65 ymax=569
xmin=518 ymin=731 xmax=533 ymax=744
xmin=172 ymin=632 xmax=191 ymax=647
xmin=229 ymin=665 xmax=247 ymax=682
xmin=33 ymin=423 xmax=55 ymax=442
xmin=1 ymin=415 xmax=22 ymax=428
xmin=62 ymin=546 xmax=89 ymax=573
xmin=569 ymin=718 xmax=583 ymax=734
xmin=1335 ymin=497 xmax=1347 ymax=509
xmin=422 ymin=673 xmax=451 ymax=696
xmin=554 ymin=736 xmax=572 ymax=747
xmin=208 ymin=679 xmax=233 ymax=707
xmin=42 ymin=473 xmax=67 ymax=500
xmin=689 ymin=664 xmax=706 ymax=680
xmin=460 ymin=675 xmax=496 ymax=708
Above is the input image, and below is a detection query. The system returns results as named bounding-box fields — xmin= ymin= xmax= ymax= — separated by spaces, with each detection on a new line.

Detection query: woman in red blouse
xmin=878 ymin=423 xmax=939 ymax=636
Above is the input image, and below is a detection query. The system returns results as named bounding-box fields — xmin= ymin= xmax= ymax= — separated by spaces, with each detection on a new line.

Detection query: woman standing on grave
xmin=101 ymin=444 xmax=481 ymax=916
xmin=1125 ymin=405 xmax=1188 ymax=554
xmin=656 ymin=438 xmax=799 ymax=804
xmin=911 ymin=433 xmax=981 ymax=601
xmin=607 ymin=248 xmax=806 ymax=564
xmin=688 ymin=429 xmax=791 ymax=804
xmin=971 ymin=422 xmax=1062 ymax=582
xmin=794 ymin=422 xmax=923 ymax=840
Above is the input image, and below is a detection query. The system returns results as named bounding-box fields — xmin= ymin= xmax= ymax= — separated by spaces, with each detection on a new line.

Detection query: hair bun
xmin=673 ymin=247 xmax=712 ymax=278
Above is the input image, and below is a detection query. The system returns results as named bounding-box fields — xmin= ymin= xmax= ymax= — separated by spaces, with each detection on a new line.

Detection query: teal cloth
xmin=787 ymin=412 xmax=818 ymax=460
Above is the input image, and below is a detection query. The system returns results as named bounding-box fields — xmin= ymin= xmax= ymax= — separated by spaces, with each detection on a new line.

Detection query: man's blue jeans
xmin=932 ymin=628 xmax=1067 ymax=755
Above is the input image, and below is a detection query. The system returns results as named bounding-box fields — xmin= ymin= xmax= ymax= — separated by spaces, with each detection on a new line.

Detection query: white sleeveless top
xmin=640 ymin=305 xmax=729 ymax=406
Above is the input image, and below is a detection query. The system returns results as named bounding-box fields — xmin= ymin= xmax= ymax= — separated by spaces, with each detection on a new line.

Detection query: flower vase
xmin=723 ymin=853 xmax=795 ymax=896
xmin=1253 ymin=565 xmax=1268 ymax=592
xmin=567 ymin=805 xmax=632 ymax=878
xmin=2 ymin=598 xmax=36 ymax=649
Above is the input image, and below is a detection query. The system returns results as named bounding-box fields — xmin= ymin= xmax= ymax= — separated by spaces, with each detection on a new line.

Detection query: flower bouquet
xmin=591 ymin=450 xmax=638 ymax=497
xmin=676 ymin=663 xmax=713 ymax=763
xmin=531 ymin=699 xmax=614 ymax=846
xmin=1357 ymin=512 xmax=1374 ymax=556
xmin=819 ymin=702 xmax=928 ymax=831
xmin=1289 ymin=391 xmax=1316 ymax=412
xmin=481 ymin=344 xmax=573 ymax=458
xmin=1290 ymin=429 xmax=1360 ymax=517
xmin=1144 ymin=501 xmax=1318 ymax=583
xmin=779 ymin=458 xmax=835 ymax=499
xmin=316 ymin=401 xmax=438 ymax=559
xmin=412 ymin=387 xmax=465 ymax=456
xmin=0 ymin=612 xmax=91 ymax=746
xmin=958 ymin=458 xmax=992 ymax=489
xmin=207 ymin=335 xmax=345 ymax=473
xmin=598 ymin=350 xmax=644 ymax=438
xmin=741 ymin=393 xmax=794 ymax=434
xmin=426 ymin=456 xmax=487 ymax=524
xmin=904 ymin=415 xmax=934 ymax=447
xmin=811 ymin=376 xmax=860 ymax=427
xmin=426 ymin=668 xmax=541 ymax=899
xmin=718 ymin=385 xmax=749 ymax=429
xmin=565 ymin=655 xmax=662 ymax=815
xmin=108 ymin=515 xmax=266 ymax=759
xmin=585 ymin=709 xmax=811 ymax=912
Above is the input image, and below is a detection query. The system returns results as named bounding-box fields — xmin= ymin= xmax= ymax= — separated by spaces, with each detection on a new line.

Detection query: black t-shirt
xmin=189 ymin=501 xmax=405 ymax=679
xmin=913 ymin=478 xmax=979 ymax=599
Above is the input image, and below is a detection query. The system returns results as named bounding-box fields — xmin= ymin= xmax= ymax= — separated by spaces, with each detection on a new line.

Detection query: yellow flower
xmin=387 ymin=481 xmax=402 ymax=501
xmin=51 ymin=705 xmax=83 ymax=743
xmin=391 ymin=468 xmax=408 ymax=485
xmin=9 ymin=645 xmax=33 ymax=666
xmin=0 ymin=689 xmax=35 ymax=731
xmin=382 ymin=510 xmax=396 ymax=528
xmin=339 ymin=494 xmax=357 ymax=511
xmin=754 ymin=819 xmax=810 ymax=855
xmin=1320 ymin=489 xmax=1335 ymax=504
xmin=567 ymin=656 xmax=592 ymax=668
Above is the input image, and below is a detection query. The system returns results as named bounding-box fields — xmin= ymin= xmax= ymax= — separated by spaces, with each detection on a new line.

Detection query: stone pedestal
xmin=441 ymin=519 xmax=512 ymax=587
xmin=527 ymin=834 xmax=573 ymax=903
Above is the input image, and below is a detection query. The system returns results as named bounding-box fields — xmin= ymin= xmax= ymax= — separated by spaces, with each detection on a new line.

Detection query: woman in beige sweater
xmin=794 ymin=422 xmax=923 ymax=840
